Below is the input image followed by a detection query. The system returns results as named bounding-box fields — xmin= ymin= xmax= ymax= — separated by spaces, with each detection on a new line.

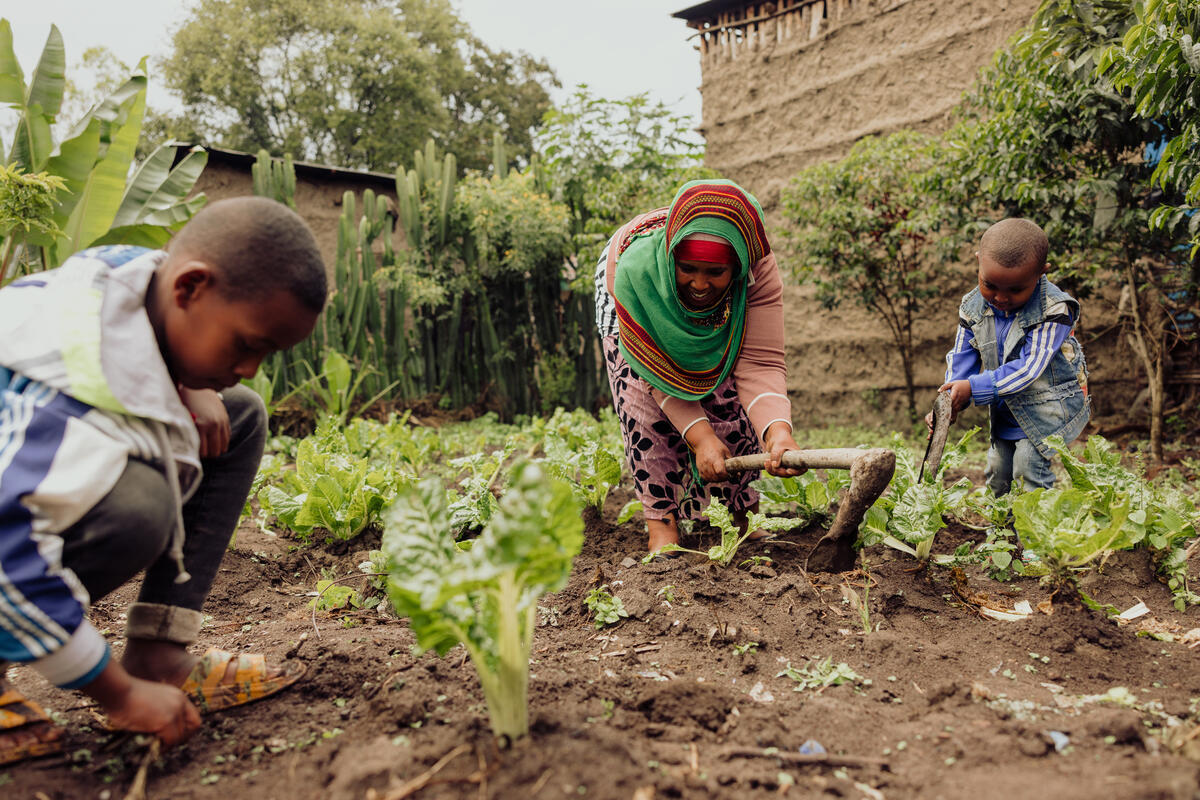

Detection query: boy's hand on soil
xmin=83 ymin=661 xmax=202 ymax=747
xmin=107 ymin=679 xmax=202 ymax=747
xmin=181 ymin=387 xmax=231 ymax=457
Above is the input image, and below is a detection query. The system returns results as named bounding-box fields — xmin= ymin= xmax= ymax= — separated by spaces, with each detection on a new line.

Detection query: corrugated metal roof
xmin=672 ymin=0 xmax=750 ymax=21
xmin=169 ymin=142 xmax=398 ymax=186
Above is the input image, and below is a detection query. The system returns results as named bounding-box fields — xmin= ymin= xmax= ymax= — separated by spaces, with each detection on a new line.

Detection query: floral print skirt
xmin=601 ymin=334 xmax=760 ymax=522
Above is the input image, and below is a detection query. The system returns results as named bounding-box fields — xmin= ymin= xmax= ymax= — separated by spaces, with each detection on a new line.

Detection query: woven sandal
xmin=180 ymin=648 xmax=306 ymax=714
xmin=0 ymin=688 xmax=66 ymax=765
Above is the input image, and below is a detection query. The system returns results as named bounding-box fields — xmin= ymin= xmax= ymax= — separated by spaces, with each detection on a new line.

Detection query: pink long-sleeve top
xmin=604 ymin=213 xmax=793 ymax=443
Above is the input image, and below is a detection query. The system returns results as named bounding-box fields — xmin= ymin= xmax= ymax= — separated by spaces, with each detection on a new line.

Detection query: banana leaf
xmin=91 ymin=200 xmax=208 ymax=248
xmin=110 ymin=144 xmax=207 ymax=228
xmin=4 ymin=23 xmax=64 ymax=171
xmin=51 ymin=74 xmax=147 ymax=266
xmin=25 ymin=25 xmax=65 ymax=120
xmin=9 ymin=102 xmax=53 ymax=177
xmin=0 ymin=20 xmax=24 ymax=104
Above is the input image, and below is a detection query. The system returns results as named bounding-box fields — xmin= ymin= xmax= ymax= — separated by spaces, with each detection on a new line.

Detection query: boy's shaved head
xmin=169 ymin=196 xmax=327 ymax=312
xmin=979 ymin=218 xmax=1048 ymax=271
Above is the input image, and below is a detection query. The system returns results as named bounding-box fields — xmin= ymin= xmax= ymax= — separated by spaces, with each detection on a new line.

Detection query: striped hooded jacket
xmin=0 ymin=246 xmax=200 ymax=688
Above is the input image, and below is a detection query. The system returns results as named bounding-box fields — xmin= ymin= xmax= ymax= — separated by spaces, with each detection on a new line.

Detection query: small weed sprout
xmin=842 ymin=556 xmax=873 ymax=634
xmin=585 ymin=584 xmax=628 ymax=629
xmin=656 ymin=585 xmax=677 ymax=604
xmin=587 ymin=698 xmax=616 ymax=723
xmin=642 ymin=498 xmax=800 ymax=567
xmin=778 ymin=657 xmax=866 ymax=692
xmin=732 ymin=642 xmax=759 ymax=656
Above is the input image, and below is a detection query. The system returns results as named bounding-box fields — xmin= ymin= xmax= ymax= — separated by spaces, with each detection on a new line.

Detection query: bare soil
xmin=4 ymin=485 xmax=1200 ymax=800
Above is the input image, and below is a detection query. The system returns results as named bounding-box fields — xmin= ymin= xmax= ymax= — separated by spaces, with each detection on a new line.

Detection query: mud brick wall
xmin=190 ymin=155 xmax=403 ymax=279
xmin=692 ymin=0 xmax=1041 ymax=210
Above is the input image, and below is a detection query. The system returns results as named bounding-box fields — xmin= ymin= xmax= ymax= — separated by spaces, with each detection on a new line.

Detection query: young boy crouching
xmin=0 ymin=197 xmax=326 ymax=762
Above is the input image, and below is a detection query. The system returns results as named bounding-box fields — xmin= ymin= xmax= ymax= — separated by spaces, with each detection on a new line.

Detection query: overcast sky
xmin=5 ymin=1 xmax=703 ymax=134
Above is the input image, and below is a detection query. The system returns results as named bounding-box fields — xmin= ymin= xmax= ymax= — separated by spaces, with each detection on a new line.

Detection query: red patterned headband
xmin=674 ymin=237 xmax=737 ymax=265
xmin=665 ymin=183 xmax=770 ymax=264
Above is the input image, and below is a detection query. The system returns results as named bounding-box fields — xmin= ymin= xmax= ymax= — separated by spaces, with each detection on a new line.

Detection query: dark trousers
xmin=57 ymin=386 xmax=266 ymax=643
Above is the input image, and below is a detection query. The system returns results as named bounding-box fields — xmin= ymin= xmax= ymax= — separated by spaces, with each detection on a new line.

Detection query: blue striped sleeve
xmin=968 ymin=321 xmax=1072 ymax=405
xmin=0 ymin=380 xmax=98 ymax=682
xmin=944 ymin=321 xmax=980 ymax=384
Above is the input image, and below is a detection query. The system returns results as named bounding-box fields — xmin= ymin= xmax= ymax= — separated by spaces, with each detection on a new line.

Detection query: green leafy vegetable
xmin=310 ymin=578 xmax=380 ymax=613
xmin=645 ymin=498 xmax=802 ymax=567
xmin=858 ymin=430 xmax=976 ymax=561
xmin=445 ymin=446 xmax=513 ymax=536
xmin=616 ymin=499 xmax=643 ymax=525
xmin=777 ymin=657 xmax=865 ymax=692
xmin=753 ymin=469 xmax=849 ymax=524
xmin=1015 ymin=436 xmax=1200 ymax=607
xmin=584 ymin=585 xmax=628 ymax=629
xmin=543 ymin=433 xmax=622 ymax=510
xmin=257 ymin=432 xmax=394 ymax=542
xmin=383 ymin=462 xmax=583 ymax=742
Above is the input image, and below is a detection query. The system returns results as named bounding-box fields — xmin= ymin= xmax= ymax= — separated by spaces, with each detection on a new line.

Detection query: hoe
xmin=725 ymin=447 xmax=896 ymax=573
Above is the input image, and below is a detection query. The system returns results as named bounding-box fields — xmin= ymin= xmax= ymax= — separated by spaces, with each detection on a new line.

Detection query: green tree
xmin=535 ymin=86 xmax=717 ymax=266
xmin=782 ymin=130 xmax=951 ymax=420
xmin=1100 ymin=0 xmax=1200 ymax=251
xmin=57 ymin=47 xmax=130 ymax=133
xmin=934 ymin=0 xmax=1188 ymax=462
xmin=442 ymin=45 xmax=560 ymax=174
xmin=161 ymin=0 xmax=556 ymax=172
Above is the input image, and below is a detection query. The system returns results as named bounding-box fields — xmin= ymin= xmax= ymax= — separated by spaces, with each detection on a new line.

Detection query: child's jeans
xmin=56 ymin=386 xmax=266 ymax=646
xmin=985 ymin=437 xmax=1054 ymax=496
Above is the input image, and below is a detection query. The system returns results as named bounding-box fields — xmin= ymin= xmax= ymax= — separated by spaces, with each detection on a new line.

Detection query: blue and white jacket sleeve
xmin=961 ymin=306 xmax=1075 ymax=407
xmin=0 ymin=378 xmax=115 ymax=689
xmin=944 ymin=321 xmax=981 ymax=385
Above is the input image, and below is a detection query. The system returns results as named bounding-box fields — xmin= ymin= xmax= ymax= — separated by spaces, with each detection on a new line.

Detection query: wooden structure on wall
xmin=682 ymin=0 xmax=901 ymax=63
xmin=672 ymin=0 xmax=1041 ymax=212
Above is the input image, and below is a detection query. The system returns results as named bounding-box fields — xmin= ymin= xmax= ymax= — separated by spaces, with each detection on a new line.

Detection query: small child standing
xmin=0 ymin=197 xmax=326 ymax=763
xmin=936 ymin=218 xmax=1090 ymax=495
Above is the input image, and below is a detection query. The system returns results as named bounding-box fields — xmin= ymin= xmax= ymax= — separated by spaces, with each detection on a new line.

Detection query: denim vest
xmin=958 ymin=277 xmax=1090 ymax=458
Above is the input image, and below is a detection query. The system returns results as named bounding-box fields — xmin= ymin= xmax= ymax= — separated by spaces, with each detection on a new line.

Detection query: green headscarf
xmin=613 ymin=179 xmax=770 ymax=400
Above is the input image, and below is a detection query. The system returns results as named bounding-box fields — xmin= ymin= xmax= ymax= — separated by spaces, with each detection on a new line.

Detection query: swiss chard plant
xmin=646 ymin=498 xmax=802 ymax=567
xmin=1012 ymin=488 xmax=1140 ymax=586
xmin=445 ymin=445 xmax=515 ymax=536
xmin=256 ymin=421 xmax=397 ymax=542
xmin=962 ymin=487 xmax=1022 ymax=579
xmin=753 ymin=469 xmax=850 ymax=525
xmin=382 ymin=462 xmax=583 ymax=742
xmin=858 ymin=430 xmax=976 ymax=561
xmin=541 ymin=428 xmax=623 ymax=510
xmin=1015 ymin=436 xmax=1200 ymax=608
xmin=584 ymin=584 xmax=628 ymax=629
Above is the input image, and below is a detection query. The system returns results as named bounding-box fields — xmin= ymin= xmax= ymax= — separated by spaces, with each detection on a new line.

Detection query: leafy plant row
xmin=855 ymin=432 xmax=1199 ymax=609
xmin=253 ymin=407 xmax=624 ymax=545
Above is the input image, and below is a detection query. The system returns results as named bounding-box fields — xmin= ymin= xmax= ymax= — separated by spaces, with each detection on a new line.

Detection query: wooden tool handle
xmin=724 ymin=449 xmax=871 ymax=473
